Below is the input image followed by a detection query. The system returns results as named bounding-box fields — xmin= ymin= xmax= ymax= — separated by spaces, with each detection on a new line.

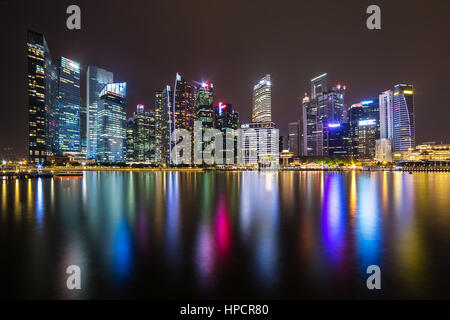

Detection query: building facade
xmin=86 ymin=66 xmax=114 ymax=160
xmin=252 ymin=74 xmax=272 ymax=123
xmin=393 ymin=84 xmax=415 ymax=152
xmin=27 ymin=31 xmax=54 ymax=164
xmin=195 ymin=82 xmax=214 ymax=128
xmin=96 ymin=83 xmax=127 ymax=163
xmin=288 ymin=121 xmax=300 ymax=157
xmin=125 ymin=104 xmax=156 ymax=163
xmin=55 ymin=57 xmax=81 ymax=155
xmin=238 ymin=122 xmax=279 ymax=169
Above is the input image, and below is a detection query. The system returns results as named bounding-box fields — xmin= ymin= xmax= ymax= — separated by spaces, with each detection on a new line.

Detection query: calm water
xmin=1 ymin=171 xmax=450 ymax=299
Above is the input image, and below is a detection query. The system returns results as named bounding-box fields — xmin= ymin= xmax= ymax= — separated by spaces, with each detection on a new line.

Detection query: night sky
xmin=1 ymin=0 xmax=449 ymax=157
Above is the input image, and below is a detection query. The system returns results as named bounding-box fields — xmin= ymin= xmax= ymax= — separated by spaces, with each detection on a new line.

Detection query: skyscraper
xmin=154 ymin=90 xmax=163 ymax=164
xmin=96 ymin=83 xmax=127 ymax=163
xmin=316 ymin=84 xmax=346 ymax=124
xmin=215 ymin=103 xmax=239 ymax=164
xmin=393 ymin=84 xmax=415 ymax=152
xmin=311 ymin=73 xmax=327 ymax=99
xmin=238 ymin=122 xmax=279 ymax=169
xmin=55 ymin=57 xmax=81 ymax=155
xmin=80 ymin=105 xmax=87 ymax=155
xmin=195 ymin=82 xmax=214 ymax=128
xmin=379 ymin=90 xmax=394 ymax=140
xmin=160 ymin=86 xmax=172 ymax=164
xmin=252 ymin=74 xmax=272 ymax=123
xmin=125 ymin=104 xmax=156 ymax=163
xmin=348 ymin=99 xmax=380 ymax=159
xmin=27 ymin=31 xmax=54 ymax=164
xmin=86 ymin=66 xmax=114 ymax=160
xmin=172 ymin=73 xmax=196 ymax=132
xmin=323 ymin=123 xmax=351 ymax=157
xmin=288 ymin=121 xmax=300 ymax=157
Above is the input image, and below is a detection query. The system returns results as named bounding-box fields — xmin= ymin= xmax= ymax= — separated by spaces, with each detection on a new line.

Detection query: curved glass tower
xmin=393 ymin=84 xmax=415 ymax=152
xmin=252 ymin=74 xmax=272 ymax=123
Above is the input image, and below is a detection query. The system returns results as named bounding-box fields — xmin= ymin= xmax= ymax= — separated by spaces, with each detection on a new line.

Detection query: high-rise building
xmin=159 ymin=86 xmax=172 ymax=164
xmin=80 ymin=105 xmax=87 ymax=155
xmin=303 ymin=75 xmax=346 ymax=157
xmin=172 ymin=73 xmax=196 ymax=132
xmin=252 ymin=74 xmax=272 ymax=123
xmin=238 ymin=122 xmax=279 ymax=169
xmin=96 ymin=83 xmax=127 ymax=163
xmin=195 ymin=82 xmax=214 ymax=128
xmin=317 ymin=84 xmax=346 ymax=124
xmin=215 ymin=103 xmax=239 ymax=163
xmin=348 ymin=99 xmax=380 ymax=159
xmin=323 ymin=123 xmax=351 ymax=157
xmin=125 ymin=104 xmax=156 ymax=163
xmin=311 ymin=73 xmax=327 ymax=99
xmin=379 ymin=90 xmax=394 ymax=140
xmin=27 ymin=31 xmax=54 ymax=164
xmin=393 ymin=84 xmax=415 ymax=152
xmin=86 ymin=66 xmax=114 ymax=160
xmin=55 ymin=57 xmax=81 ymax=155
xmin=125 ymin=119 xmax=135 ymax=163
xmin=288 ymin=121 xmax=300 ymax=157
xmin=154 ymin=90 xmax=163 ymax=164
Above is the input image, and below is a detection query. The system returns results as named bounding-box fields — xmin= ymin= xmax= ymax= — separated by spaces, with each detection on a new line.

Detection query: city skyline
xmin=1 ymin=0 xmax=450 ymax=158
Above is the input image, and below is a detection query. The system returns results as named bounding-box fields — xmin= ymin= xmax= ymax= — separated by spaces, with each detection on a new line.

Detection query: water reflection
xmin=0 ymin=171 xmax=449 ymax=299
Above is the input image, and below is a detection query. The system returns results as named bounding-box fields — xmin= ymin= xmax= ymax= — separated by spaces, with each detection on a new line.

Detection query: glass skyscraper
xmin=86 ymin=66 xmax=114 ymax=160
xmin=393 ymin=84 xmax=415 ymax=152
xmin=195 ymin=82 xmax=214 ymax=128
xmin=302 ymin=74 xmax=347 ymax=156
xmin=311 ymin=73 xmax=327 ymax=99
xmin=125 ymin=104 xmax=156 ymax=163
xmin=27 ymin=31 xmax=53 ymax=164
xmin=80 ymin=105 xmax=87 ymax=155
xmin=96 ymin=83 xmax=127 ymax=163
xmin=172 ymin=73 xmax=196 ymax=132
xmin=379 ymin=90 xmax=394 ymax=140
xmin=55 ymin=57 xmax=81 ymax=154
xmin=252 ymin=74 xmax=272 ymax=123
xmin=159 ymin=86 xmax=172 ymax=165
xmin=288 ymin=121 xmax=300 ymax=157
xmin=348 ymin=99 xmax=380 ymax=159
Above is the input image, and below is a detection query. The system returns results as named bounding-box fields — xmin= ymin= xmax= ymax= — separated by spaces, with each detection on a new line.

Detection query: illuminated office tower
xmin=252 ymin=74 xmax=272 ymax=123
xmin=45 ymin=61 xmax=59 ymax=157
xmin=195 ymin=82 xmax=214 ymax=128
xmin=215 ymin=103 xmax=239 ymax=163
xmin=317 ymin=84 xmax=346 ymax=124
xmin=238 ymin=122 xmax=279 ymax=169
xmin=125 ymin=104 xmax=155 ymax=163
xmin=379 ymin=90 xmax=394 ymax=140
xmin=311 ymin=73 xmax=327 ymax=99
xmin=393 ymin=84 xmax=415 ymax=152
xmin=323 ymin=123 xmax=351 ymax=157
xmin=27 ymin=30 xmax=56 ymax=164
xmin=154 ymin=90 xmax=163 ymax=163
xmin=55 ymin=57 xmax=81 ymax=155
xmin=125 ymin=119 xmax=135 ymax=163
xmin=288 ymin=121 xmax=300 ymax=157
xmin=348 ymin=99 xmax=380 ymax=159
xmin=302 ymin=93 xmax=324 ymax=156
xmin=86 ymin=66 xmax=114 ymax=160
xmin=215 ymin=103 xmax=239 ymax=131
xmin=96 ymin=83 xmax=127 ymax=163
xmin=80 ymin=105 xmax=87 ymax=155
xmin=159 ymin=86 xmax=172 ymax=164
xmin=172 ymin=73 xmax=196 ymax=132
